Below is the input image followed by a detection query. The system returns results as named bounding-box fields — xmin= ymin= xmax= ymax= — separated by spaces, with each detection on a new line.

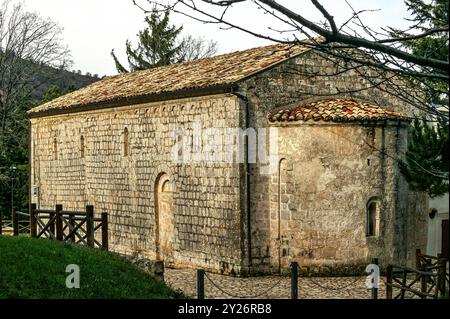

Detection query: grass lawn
xmin=0 ymin=236 xmax=183 ymax=299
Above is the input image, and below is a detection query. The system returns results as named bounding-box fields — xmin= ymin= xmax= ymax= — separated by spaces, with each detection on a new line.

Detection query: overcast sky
xmin=18 ymin=0 xmax=411 ymax=76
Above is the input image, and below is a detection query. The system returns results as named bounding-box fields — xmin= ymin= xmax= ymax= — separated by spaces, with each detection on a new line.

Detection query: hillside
xmin=0 ymin=236 xmax=182 ymax=299
xmin=30 ymin=64 xmax=100 ymax=102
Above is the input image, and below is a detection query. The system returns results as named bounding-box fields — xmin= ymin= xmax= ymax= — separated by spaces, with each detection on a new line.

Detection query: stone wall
xmin=30 ymin=48 xmax=428 ymax=275
xmin=236 ymin=49 xmax=428 ymax=273
xmin=30 ymin=94 xmax=245 ymax=274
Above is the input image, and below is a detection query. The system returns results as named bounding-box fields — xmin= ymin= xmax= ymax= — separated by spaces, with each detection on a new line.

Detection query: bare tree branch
xmin=310 ymin=0 xmax=337 ymax=35
xmin=376 ymin=27 xmax=449 ymax=44
xmin=256 ymin=0 xmax=448 ymax=72
xmin=135 ymin=0 xmax=448 ymax=121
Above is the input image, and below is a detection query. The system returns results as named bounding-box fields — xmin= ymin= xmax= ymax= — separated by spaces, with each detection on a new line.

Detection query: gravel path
xmin=165 ymin=268 xmax=388 ymax=299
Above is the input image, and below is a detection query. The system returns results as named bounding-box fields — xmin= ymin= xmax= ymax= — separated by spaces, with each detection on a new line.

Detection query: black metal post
xmin=291 ymin=262 xmax=299 ymax=299
xmin=386 ymin=265 xmax=393 ymax=299
xmin=10 ymin=165 xmax=16 ymax=222
xmin=197 ymin=269 xmax=205 ymax=299
xmin=371 ymin=258 xmax=379 ymax=299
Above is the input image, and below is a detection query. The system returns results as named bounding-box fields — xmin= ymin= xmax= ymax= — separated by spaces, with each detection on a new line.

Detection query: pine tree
xmin=396 ymin=0 xmax=449 ymax=197
xmin=400 ymin=119 xmax=449 ymax=197
xmin=398 ymin=0 xmax=449 ymax=110
xmin=111 ymin=9 xmax=217 ymax=73
xmin=35 ymin=85 xmax=76 ymax=105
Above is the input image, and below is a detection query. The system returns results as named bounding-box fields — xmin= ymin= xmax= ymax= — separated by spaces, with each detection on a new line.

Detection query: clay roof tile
xmin=268 ymin=98 xmax=409 ymax=124
xmin=29 ymin=42 xmax=314 ymax=115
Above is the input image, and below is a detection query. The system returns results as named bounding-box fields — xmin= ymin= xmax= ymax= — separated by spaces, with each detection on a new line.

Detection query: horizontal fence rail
xmin=14 ymin=211 xmax=31 ymax=236
xmin=0 ymin=211 xmax=30 ymax=236
xmin=1 ymin=204 xmax=108 ymax=251
xmin=386 ymin=249 xmax=448 ymax=299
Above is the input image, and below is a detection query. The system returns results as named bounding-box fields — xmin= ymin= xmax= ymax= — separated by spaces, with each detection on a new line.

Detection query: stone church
xmin=28 ymin=43 xmax=427 ymax=275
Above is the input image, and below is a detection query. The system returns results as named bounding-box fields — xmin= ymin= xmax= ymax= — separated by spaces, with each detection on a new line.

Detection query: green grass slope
xmin=0 ymin=236 xmax=182 ymax=299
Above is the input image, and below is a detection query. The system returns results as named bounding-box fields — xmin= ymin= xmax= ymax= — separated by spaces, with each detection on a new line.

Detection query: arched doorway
xmin=155 ymin=173 xmax=174 ymax=264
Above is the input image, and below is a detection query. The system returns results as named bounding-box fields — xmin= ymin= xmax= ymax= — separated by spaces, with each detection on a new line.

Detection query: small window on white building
xmin=367 ymin=198 xmax=381 ymax=237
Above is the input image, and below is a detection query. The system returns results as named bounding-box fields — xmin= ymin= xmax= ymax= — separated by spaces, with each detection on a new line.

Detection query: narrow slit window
xmin=53 ymin=138 xmax=58 ymax=160
xmin=367 ymin=199 xmax=380 ymax=237
xmin=123 ymin=127 xmax=129 ymax=156
xmin=80 ymin=135 xmax=85 ymax=158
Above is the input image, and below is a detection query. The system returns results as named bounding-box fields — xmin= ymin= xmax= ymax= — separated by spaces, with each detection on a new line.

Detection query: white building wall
xmin=427 ymin=193 xmax=449 ymax=256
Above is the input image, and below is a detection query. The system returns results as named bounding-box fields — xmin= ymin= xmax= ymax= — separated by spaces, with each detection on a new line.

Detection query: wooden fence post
xmin=437 ymin=253 xmax=445 ymax=296
xmin=30 ymin=204 xmax=37 ymax=238
xmin=416 ymin=248 xmax=422 ymax=269
xmin=55 ymin=204 xmax=63 ymax=241
xmin=13 ymin=211 xmax=19 ymax=236
xmin=86 ymin=205 xmax=94 ymax=248
xmin=386 ymin=265 xmax=393 ymax=299
xmin=415 ymin=248 xmax=422 ymax=281
xmin=420 ymin=269 xmax=428 ymax=299
xmin=101 ymin=211 xmax=108 ymax=250
xmin=291 ymin=261 xmax=298 ymax=299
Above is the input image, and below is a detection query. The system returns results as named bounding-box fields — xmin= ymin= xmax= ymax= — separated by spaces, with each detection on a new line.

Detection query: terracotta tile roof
xmin=268 ymin=99 xmax=409 ymax=123
xmin=29 ymin=43 xmax=311 ymax=115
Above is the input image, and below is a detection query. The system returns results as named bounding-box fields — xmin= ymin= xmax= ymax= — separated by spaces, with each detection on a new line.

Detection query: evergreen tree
xmin=35 ymin=84 xmax=76 ymax=105
xmin=396 ymin=0 xmax=449 ymax=197
xmin=111 ymin=9 xmax=184 ymax=73
xmin=393 ymin=0 xmax=449 ymax=111
xmin=111 ymin=9 xmax=217 ymax=73
xmin=400 ymin=119 xmax=449 ymax=197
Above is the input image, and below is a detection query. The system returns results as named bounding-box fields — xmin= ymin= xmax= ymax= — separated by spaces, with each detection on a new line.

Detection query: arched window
xmin=123 ymin=127 xmax=129 ymax=156
xmin=367 ymin=198 xmax=380 ymax=237
xmin=80 ymin=135 xmax=85 ymax=158
xmin=53 ymin=138 xmax=58 ymax=160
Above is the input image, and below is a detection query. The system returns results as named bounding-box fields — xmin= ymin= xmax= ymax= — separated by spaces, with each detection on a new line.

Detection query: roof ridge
xmin=28 ymin=40 xmax=316 ymax=116
xmin=106 ymin=42 xmax=299 ymax=80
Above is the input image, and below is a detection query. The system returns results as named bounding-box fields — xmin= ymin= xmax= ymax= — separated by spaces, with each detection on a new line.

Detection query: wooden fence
xmin=386 ymin=249 xmax=448 ymax=299
xmin=0 ymin=204 xmax=108 ymax=251
xmin=13 ymin=211 xmax=31 ymax=235
xmin=0 ymin=213 xmax=28 ymax=235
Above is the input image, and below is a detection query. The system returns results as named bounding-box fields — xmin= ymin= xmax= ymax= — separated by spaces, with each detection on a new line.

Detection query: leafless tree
xmin=134 ymin=0 xmax=449 ymax=120
xmin=179 ymin=35 xmax=218 ymax=61
xmin=0 ymin=0 xmax=70 ymax=181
